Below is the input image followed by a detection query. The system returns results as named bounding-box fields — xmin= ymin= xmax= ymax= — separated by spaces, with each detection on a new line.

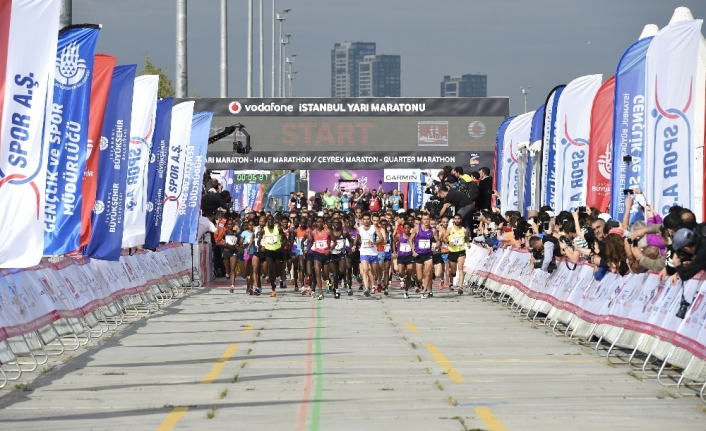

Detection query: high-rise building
xmin=441 ymin=74 xmax=487 ymax=97
xmin=359 ymin=55 xmax=401 ymax=97
xmin=331 ymin=42 xmax=376 ymax=97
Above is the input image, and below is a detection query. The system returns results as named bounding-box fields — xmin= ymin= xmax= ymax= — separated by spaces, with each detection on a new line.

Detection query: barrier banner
xmin=586 ymin=76 xmax=615 ymax=212
xmin=553 ymin=74 xmax=602 ymax=211
xmin=0 ymin=244 xmax=191 ymax=342
xmin=463 ymin=244 xmax=706 ymax=360
xmin=611 ymin=37 xmax=653 ymax=221
xmin=170 ymin=112 xmax=213 ymax=243
xmin=85 ymin=65 xmax=136 ymax=261
xmin=0 ymin=0 xmax=61 ymax=268
xmin=645 ymin=20 xmax=703 ymax=216
xmin=122 ymin=75 xmax=159 ymax=248
xmin=80 ymin=54 xmax=117 ymax=248
xmin=43 ymin=25 xmax=100 ymax=255
xmin=493 ymin=116 xmax=515 ymax=200
xmin=145 ymin=98 xmax=174 ymax=249
xmin=160 ymin=102 xmax=195 ymax=242
xmin=500 ymin=112 xmax=533 ymax=212
xmin=527 ymin=106 xmax=545 ymax=214
xmin=540 ymin=86 xmax=565 ymax=208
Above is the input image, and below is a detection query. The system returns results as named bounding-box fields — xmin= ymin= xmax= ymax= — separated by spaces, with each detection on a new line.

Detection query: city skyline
xmin=73 ymin=0 xmax=706 ymax=115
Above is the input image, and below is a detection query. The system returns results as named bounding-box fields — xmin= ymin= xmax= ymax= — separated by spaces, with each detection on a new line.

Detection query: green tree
xmin=139 ymin=55 xmax=175 ymax=98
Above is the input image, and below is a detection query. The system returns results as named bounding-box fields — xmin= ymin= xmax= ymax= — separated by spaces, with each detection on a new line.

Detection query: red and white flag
xmin=0 ymin=0 xmax=61 ymax=268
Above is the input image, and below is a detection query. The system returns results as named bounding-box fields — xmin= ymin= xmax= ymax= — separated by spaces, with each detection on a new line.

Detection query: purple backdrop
xmin=308 ymin=170 xmax=398 ymax=196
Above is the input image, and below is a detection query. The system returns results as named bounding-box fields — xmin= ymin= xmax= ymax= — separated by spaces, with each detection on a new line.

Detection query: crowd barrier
xmin=463 ymin=244 xmax=706 ymax=402
xmin=0 ymin=243 xmax=198 ymax=389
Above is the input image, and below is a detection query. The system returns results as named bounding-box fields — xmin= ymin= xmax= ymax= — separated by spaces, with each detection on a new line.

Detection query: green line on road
xmin=310 ymin=301 xmax=323 ymax=431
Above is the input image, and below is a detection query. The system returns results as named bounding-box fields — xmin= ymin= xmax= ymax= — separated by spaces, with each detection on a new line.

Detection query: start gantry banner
xmin=44 ymin=25 xmax=100 ymax=256
xmin=0 ymin=0 xmax=61 ymax=268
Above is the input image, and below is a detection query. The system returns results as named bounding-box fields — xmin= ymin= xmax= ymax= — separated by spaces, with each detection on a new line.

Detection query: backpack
xmin=458 ymin=178 xmax=479 ymax=202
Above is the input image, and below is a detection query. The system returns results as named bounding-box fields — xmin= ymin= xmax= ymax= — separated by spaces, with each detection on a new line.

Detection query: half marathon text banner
xmin=206 ymin=151 xmax=494 ymax=170
xmin=178 ymin=97 xmax=510 ymax=117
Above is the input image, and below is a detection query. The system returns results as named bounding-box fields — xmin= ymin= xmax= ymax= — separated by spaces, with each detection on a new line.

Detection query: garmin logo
xmin=384 ymin=169 xmax=421 ymax=183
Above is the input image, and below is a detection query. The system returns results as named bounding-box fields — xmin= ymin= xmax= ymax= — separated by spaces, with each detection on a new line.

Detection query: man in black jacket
xmin=202 ymin=191 xmax=232 ymax=217
xmin=477 ymin=167 xmax=493 ymax=211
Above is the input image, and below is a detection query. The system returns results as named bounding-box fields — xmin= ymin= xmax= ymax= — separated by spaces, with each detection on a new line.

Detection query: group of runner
xmin=214 ymin=206 xmax=471 ymax=300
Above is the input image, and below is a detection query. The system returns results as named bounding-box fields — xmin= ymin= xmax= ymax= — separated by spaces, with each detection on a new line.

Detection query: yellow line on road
xmin=155 ymin=344 xmax=239 ymax=431
xmin=156 ymin=406 xmax=189 ymax=431
xmin=474 ymin=406 xmax=507 ymax=431
xmin=424 ymin=344 xmax=465 ymax=383
xmin=201 ymin=344 xmax=239 ymax=384
xmin=242 ymin=324 xmax=254 ymax=333
xmin=404 ymin=322 xmax=420 ymax=333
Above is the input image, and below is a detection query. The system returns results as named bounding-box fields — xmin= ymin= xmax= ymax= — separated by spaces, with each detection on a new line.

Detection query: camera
xmin=676 ymin=296 xmax=691 ymax=319
xmin=546 ymin=261 xmax=557 ymax=274
xmin=542 ymin=221 xmax=550 ymax=231
xmin=578 ymin=206 xmax=587 ymax=213
xmin=473 ymin=211 xmax=481 ymax=221
xmin=623 ymin=189 xmax=633 ymax=195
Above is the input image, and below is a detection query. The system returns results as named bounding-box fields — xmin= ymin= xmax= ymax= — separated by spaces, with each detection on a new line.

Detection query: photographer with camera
xmin=669 ymin=224 xmax=706 ymax=283
xmin=528 ymin=236 xmax=559 ymax=273
xmin=436 ymin=185 xmax=474 ymax=231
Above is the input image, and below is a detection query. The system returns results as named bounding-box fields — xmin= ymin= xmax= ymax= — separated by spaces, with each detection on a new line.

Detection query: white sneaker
xmin=403 ymin=291 xmax=410 ymax=299
xmin=421 ymin=293 xmax=428 ymax=299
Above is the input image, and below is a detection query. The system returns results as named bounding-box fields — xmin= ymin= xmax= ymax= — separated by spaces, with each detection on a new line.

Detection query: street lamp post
xmin=286 ymin=55 xmax=296 ymax=97
xmin=281 ymin=34 xmax=291 ymax=98
xmin=247 ymin=0 xmax=253 ymax=97
xmin=275 ymin=9 xmax=290 ymax=97
xmin=521 ymin=86 xmax=531 ymax=113
xmin=289 ymin=71 xmax=298 ymax=97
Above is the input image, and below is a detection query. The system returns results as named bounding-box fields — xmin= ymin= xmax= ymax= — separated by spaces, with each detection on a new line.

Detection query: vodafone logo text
xmin=229 ymin=101 xmax=242 ymax=114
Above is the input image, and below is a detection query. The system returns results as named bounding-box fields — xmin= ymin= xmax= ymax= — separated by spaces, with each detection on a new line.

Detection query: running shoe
xmin=428 ymin=291 xmax=434 ymax=298
xmin=334 ymin=289 xmax=341 ymax=299
xmin=270 ymin=291 xmax=277 ymax=297
xmin=294 ymin=285 xmax=300 ymax=293
xmin=225 ymin=274 xmax=231 ymax=280
xmin=414 ymin=287 xmax=420 ymax=294
xmin=229 ymin=286 xmax=235 ymax=293
xmin=421 ymin=293 xmax=428 ymax=299
xmin=316 ymin=293 xmax=324 ymax=300
xmin=439 ymin=282 xmax=444 ymax=291
xmin=347 ymin=288 xmax=353 ymax=296
xmin=399 ymin=280 xmax=405 ymax=289
xmin=301 ymin=288 xmax=308 ymax=296
xmin=280 ymin=281 xmax=286 ymax=289
xmin=377 ymin=283 xmax=382 ymax=293
xmin=247 ymin=289 xmax=253 ymax=295
xmin=449 ymin=285 xmax=455 ymax=292
xmin=403 ymin=291 xmax=410 ymax=299
xmin=254 ymin=288 xmax=261 ymax=296
xmin=383 ymin=288 xmax=389 ymax=296
xmin=364 ymin=289 xmax=371 ymax=297
xmin=358 ymin=286 xmax=364 ymax=291
xmin=457 ymin=287 xmax=464 ymax=295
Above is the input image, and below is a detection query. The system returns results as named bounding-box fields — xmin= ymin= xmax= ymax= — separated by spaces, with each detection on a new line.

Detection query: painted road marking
xmin=155 ymin=344 xmax=239 ymax=431
xmin=155 ymin=406 xmax=189 ymax=431
xmin=201 ymin=344 xmax=239 ymax=384
xmin=296 ymin=301 xmax=316 ymax=431
xmin=475 ymin=406 xmax=508 ymax=431
xmin=242 ymin=323 xmax=255 ymax=333
xmin=405 ymin=322 xmax=420 ymax=333
xmin=425 ymin=344 xmax=466 ymax=383
xmin=311 ymin=301 xmax=323 ymax=431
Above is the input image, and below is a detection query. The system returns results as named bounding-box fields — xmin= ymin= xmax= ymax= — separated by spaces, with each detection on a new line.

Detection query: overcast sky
xmin=75 ymin=0 xmax=706 ymax=115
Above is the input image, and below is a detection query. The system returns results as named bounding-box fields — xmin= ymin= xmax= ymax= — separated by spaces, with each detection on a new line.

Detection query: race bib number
xmin=418 ymin=239 xmax=431 ymax=249
xmin=452 ymin=237 xmax=463 ymax=246
xmin=335 ymin=239 xmax=345 ymax=250
xmin=266 ymin=235 xmax=278 ymax=245
xmin=362 ymin=239 xmax=372 ymax=248
xmin=225 ymin=235 xmax=237 ymax=246
xmin=315 ymin=240 xmax=328 ymax=250
xmin=399 ymin=243 xmax=411 ymax=253
xmin=384 ymin=244 xmax=391 ymax=252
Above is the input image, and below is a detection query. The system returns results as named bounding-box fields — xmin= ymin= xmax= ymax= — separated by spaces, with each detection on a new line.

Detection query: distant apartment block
xmin=331 ymin=42 xmax=376 ymax=97
xmin=441 ymin=74 xmax=487 ymax=97
xmin=331 ymin=42 xmax=401 ymax=97
xmin=359 ymin=54 xmax=401 ymax=97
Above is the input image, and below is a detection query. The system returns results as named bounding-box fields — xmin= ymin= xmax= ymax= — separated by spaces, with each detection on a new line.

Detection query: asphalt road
xmin=0 ymin=282 xmax=704 ymax=431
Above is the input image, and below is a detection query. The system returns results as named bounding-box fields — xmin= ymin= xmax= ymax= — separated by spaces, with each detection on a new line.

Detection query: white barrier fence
xmin=0 ymin=243 xmax=197 ymax=388
xmin=463 ymin=244 xmax=706 ymax=401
